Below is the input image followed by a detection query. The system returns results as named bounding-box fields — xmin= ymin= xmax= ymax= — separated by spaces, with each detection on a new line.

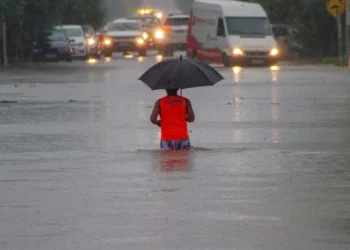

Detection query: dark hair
xmin=166 ymin=89 xmax=178 ymax=95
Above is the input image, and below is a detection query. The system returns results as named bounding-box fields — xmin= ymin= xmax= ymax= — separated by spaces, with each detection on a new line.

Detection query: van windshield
xmin=107 ymin=22 xmax=140 ymax=31
xmin=225 ymin=17 xmax=272 ymax=36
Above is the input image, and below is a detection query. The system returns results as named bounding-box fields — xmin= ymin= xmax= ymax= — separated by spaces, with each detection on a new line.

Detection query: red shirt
xmin=159 ymin=96 xmax=189 ymax=140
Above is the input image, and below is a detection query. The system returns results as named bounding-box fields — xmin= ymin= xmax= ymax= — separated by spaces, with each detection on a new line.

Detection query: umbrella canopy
xmin=138 ymin=55 xmax=224 ymax=90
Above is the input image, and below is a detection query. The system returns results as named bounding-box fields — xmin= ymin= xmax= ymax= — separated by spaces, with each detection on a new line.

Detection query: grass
xmin=319 ymin=57 xmax=349 ymax=67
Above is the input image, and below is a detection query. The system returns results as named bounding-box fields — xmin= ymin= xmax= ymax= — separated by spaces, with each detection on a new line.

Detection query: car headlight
xmin=104 ymin=38 xmax=112 ymax=45
xmin=155 ymin=12 xmax=163 ymax=19
xmin=233 ymin=48 xmax=244 ymax=56
xmin=87 ymin=38 xmax=95 ymax=46
xmin=142 ymin=32 xmax=149 ymax=40
xmin=154 ymin=29 xmax=164 ymax=39
xmin=270 ymin=48 xmax=279 ymax=56
xmin=136 ymin=38 xmax=145 ymax=45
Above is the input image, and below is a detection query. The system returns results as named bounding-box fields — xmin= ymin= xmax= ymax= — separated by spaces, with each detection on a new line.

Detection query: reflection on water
xmin=270 ymin=65 xmax=280 ymax=83
xmin=271 ymin=127 xmax=279 ymax=143
xmin=233 ymin=129 xmax=243 ymax=142
xmin=137 ymin=56 xmax=144 ymax=62
xmin=105 ymin=57 xmax=112 ymax=62
xmin=155 ymin=55 xmax=163 ymax=62
xmin=232 ymin=66 xmax=242 ymax=84
xmin=87 ymin=58 xmax=97 ymax=64
xmin=124 ymin=54 xmax=134 ymax=59
xmin=152 ymin=150 xmax=193 ymax=172
xmin=270 ymin=69 xmax=280 ymax=143
xmin=104 ymin=70 xmax=112 ymax=83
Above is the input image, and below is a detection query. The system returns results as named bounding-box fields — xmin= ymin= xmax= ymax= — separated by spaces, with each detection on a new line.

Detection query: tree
xmin=0 ymin=0 xmax=106 ymax=64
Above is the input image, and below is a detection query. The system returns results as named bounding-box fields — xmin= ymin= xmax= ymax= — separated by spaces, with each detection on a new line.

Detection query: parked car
xmin=157 ymin=13 xmax=190 ymax=57
xmin=32 ymin=30 xmax=72 ymax=62
xmin=82 ymin=25 xmax=102 ymax=59
xmin=55 ymin=25 xmax=88 ymax=59
xmin=271 ymin=24 xmax=303 ymax=60
xmin=101 ymin=18 xmax=148 ymax=57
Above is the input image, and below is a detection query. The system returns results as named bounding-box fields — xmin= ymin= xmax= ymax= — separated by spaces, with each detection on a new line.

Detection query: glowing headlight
xmin=88 ymin=38 xmax=95 ymax=46
xmin=154 ymin=30 xmax=164 ymax=39
xmin=142 ymin=32 xmax=149 ymax=40
xmin=104 ymin=39 xmax=112 ymax=45
xmin=270 ymin=48 xmax=279 ymax=56
xmin=136 ymin=38 xmax=145 ymax=45
xmin=233 ymin=48 xmax=244 ymax=56
xmin=155 ymin=12 xmax=163 ymax=19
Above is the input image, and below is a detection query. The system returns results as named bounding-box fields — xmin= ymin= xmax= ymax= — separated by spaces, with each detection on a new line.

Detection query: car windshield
xmin=164 ymin=17 xmax=189 ymax=26
xmin=225 ymin=17 xmax=272 ymax=36
xmin=61 ymin=28 xmax=83 ymax=38
xmin=139 ymin=18 xmax=161 ymax=29
xmin=47 ymin=32 xmax=67 ymax=41
xmin=107 ymin=22 xmax=140 ymax=31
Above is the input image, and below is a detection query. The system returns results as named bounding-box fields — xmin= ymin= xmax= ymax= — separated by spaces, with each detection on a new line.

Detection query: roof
xmin=55 ymin=25 xmax=82 ymax=29
xmin=194 ymin=0 xmax=267 ymax=17
xmin=166 ymin=14 xmax=190 ymax=19
xmin=112 ymin=18 xmax=139 ymax=23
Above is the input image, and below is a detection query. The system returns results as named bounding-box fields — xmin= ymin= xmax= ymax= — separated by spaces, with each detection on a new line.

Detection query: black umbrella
xmin=139 ymin=55 xmax=224 ymax=90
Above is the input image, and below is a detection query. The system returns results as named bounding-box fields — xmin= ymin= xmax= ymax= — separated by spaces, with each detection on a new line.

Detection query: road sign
xmin=327 ymin=0 xmax=346 ymax=18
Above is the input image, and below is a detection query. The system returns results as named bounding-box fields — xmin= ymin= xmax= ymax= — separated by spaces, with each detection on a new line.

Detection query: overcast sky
xmin=142 ymin=0 xmax=179 ymax=13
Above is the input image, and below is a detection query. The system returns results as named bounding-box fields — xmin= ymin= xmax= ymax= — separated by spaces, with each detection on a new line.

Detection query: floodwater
xmin=0 ymin=52 xmax=350 ymax=249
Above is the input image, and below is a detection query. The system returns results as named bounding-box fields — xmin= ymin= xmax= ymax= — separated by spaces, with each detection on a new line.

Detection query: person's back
xmin=150 ymin=89 xmax=195 ymax=150
xmin=159 ymin=95 xmax=188 ymax=141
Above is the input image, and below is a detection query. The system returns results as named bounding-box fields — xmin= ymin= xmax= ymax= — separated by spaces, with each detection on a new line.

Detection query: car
xmin=157 ymin=14 xmax=190 ymax=57
xmin=32 ymin=30 xmax=73 ymax=62
xmin=129 ymin=16 xmax=163 ymax=50
xmin=187 ymin=0 xmax=279 ymax=67
xmin=55 ymin=25 xmax=88 ymax=59
xmin=82 ymin=25 xmax=102 ymax=59
xmin=271 ymin=24 xmax=303 ymax=60
xmin=101 ymin=18 xmax=148 ymax=57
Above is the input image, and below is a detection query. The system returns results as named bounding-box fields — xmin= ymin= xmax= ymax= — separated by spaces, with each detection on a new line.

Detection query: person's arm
xmin=150 ymin=100 xmax=161 ymax=127
xmin=186 ymin=99 xmax=195 ymax=122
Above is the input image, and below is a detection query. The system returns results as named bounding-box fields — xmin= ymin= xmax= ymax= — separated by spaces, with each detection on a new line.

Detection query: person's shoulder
xmin=184 ymin=97 xmax=191 ymax=103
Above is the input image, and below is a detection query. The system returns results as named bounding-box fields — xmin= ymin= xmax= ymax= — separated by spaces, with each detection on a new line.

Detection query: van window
xmin=225 ymin=17 xmax=272 ymax=36
xmin=217 ymin=18 xmax=226 ymax=37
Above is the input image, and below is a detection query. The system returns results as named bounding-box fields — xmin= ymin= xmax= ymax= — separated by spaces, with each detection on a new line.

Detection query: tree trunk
xmin=15 ymin=22 xmax=22 ymax=63
xmin=1 ymin=14 xmax=8 ymax=67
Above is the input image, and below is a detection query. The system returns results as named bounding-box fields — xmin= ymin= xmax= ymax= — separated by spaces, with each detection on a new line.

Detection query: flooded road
xmin=1 ymin=52 xmax=350 ymax=249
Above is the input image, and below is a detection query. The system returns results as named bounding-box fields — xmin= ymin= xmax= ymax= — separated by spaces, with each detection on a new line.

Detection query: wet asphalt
xmin=0 ymin=51 xmax=350 ymax=250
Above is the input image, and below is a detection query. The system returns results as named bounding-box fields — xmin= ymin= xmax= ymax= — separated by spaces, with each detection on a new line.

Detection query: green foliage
xmin=0 ymin=0 xmax=106 ymax=63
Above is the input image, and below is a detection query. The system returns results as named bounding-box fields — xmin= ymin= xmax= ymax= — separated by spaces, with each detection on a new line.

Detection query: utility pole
xmin=337 ymin=15 xmax=343 ymax=66
xmin=346 ymin=0 xmax=350 ymax=67
xmin=1 ymin=13 xmax=8 ymax=67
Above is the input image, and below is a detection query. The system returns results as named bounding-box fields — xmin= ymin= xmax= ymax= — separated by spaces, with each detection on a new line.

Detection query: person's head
xmin=166 ymin=89 xmax=178 ymax=96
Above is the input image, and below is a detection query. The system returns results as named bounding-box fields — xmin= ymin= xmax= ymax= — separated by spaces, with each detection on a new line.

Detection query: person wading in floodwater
xmin=150 ymin=89 xmax=195 ymax=150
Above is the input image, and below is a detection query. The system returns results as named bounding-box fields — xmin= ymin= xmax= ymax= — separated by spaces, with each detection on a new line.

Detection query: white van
xmin=187 ymin=0 xmax=280 ymax=67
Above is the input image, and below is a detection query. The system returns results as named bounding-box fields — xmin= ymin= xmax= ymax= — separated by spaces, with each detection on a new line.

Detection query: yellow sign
xmin=327 ymin=0 xmax=346 ymax=18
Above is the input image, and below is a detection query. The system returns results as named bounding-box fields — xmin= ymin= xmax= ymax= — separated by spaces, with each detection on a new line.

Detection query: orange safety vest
xmin=159 ymin=95 xmax=189 ymax=140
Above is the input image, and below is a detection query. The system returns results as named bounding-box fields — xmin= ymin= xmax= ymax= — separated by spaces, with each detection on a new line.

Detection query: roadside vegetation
xmin=0 ymin=0 xmax=105 ymax=64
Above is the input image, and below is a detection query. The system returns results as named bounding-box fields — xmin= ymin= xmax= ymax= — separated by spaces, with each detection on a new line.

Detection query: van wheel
xmin=222 ymin=53 xmax=232 ymax=67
